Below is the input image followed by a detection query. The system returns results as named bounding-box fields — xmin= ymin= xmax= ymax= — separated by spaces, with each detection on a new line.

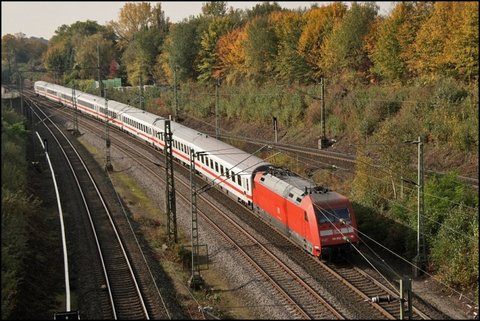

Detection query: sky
xmin=1 ymin=1 xmax=395 ymax=40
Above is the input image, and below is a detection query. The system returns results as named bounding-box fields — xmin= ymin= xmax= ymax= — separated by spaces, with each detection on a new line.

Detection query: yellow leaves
xmin=298 ymin=3 xmax=347 ymax=77
xmin=111 ymin=2 xmax=154 ymax=49
xmin=216 ymin=28 xmax=247 ymax=80
xmin=413 ymin=2 xmax=478 ymax=81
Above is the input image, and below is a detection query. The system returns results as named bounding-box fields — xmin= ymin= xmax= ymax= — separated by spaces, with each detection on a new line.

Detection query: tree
xmin=216 ymin=28 xmax=248 ymax=83
xmin=43 ymin=40 xmax=68 ymax=75
xmin=158 ymin=18 xmax=204 ymax=82
xmin=243 ymin=16 xmax=278 ymax=82
xmin=246 ymin=1 xmax=282 ymax=19
xmin=412 ymin=2 xmax=478 ymax=82
xmin=270 ymin=10 xmax=309 ymax=83
xmin=74 ymin=34 xmax=115 ymax=80
xmin=370 ymin=4 xmax=408 ymax=82
xmin=321 ymin=2 xmax=378 ymax=79
xmin=108 ymin=59 xmax=120 ymax=78
xmin=201 ymin=1 xmax=228 ymax=18
xmin=298 ymin=3 xmax=347 ymax=81
xmin=197 ymin=15 xmax=238 ymax=83
xmin=110 ymin=2 xmax=156 ymax=50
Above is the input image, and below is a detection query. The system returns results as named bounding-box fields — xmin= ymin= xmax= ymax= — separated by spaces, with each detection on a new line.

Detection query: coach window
xmin=220 ymin=165 xmax=224 ymax=175
xmin=231 ymin=172 xmax=235 ymax=182
xmin=210 ymin=159 xmax=213 ymax=169
xmin=237 ymin=175 xmax=242 ymax=186
xmin=246 ymin=179 xmax=249 ymax=191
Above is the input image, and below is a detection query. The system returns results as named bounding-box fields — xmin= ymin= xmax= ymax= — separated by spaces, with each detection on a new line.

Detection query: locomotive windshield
xmin=315 ymin=207 xmax=350 ymax=224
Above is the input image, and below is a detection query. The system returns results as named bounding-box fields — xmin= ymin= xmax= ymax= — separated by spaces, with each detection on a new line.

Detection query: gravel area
xmin=78 ymin=126 xmax=296 ymax=319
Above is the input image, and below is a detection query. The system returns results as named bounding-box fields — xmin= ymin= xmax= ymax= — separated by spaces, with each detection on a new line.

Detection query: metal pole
xmin=319 ymin=77 xmax=326 ymax=148
xmin=97 ymin=44 xmax=104 ymax=98
xmin=139 ymin=75 xmax=145 ymax=110
xmin=19 ymin=73 xmax=24 ymax=116
xmin=189 ymin=150 xmax=204 ymax=289
xmin=164 ymin=120 xmax=177 ymax=243
xmin=417 ymin=136 xmax=426 ymax=274
xmin=273 ymin=116 xmax=278 ymax=143
xmin=215 ymin=79 xmax=219 ymax=139
xmin=104 ymin=89 xmax=112 ymax=171
xmin=72 ymin=81 xmax=79 ymax=135
xmin=173 ymin=67 xmax=178 ymax=121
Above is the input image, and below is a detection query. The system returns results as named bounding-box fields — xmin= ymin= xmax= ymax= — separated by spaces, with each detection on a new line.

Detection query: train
xmin=34 ymin=80 xmax=359 ymax=257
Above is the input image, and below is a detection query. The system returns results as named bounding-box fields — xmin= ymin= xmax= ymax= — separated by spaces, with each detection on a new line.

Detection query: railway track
xmin=25 ymin=88 xmax=449 ymax=319
xmin=25 ymin=96 xmax=170 ymax=319
xmin=59 ymin=108 xmax=345 ymax=319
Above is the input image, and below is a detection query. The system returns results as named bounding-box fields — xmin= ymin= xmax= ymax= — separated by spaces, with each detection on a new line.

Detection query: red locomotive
xmin=252 ymin=167 xmax=359 ymax=257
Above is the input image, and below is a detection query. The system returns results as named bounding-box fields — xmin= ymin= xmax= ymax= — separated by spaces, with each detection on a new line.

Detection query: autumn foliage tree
xmin=216 ymin=28 xmax=247 ymax=84
xmin=298 ymin=3 xmax=347 ymax=81
xmin=270 ymin=10 xmax=309 ymax=83
xmin=413 ymin=2 xmax=479 ymax=82
xmin=321 ymin=2 xmax=378 ymax=79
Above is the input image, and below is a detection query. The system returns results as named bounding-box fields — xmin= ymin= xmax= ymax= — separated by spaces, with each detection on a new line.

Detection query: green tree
xmin=245 ymin=1 xmax=282 ymax=19
xmin=201 ymin=1 xmax=228 ymax=17
xmin=74 ymin=34 xmax=115 ymax=81
xmin=321 ymin=2 xmax=378 ymax=79
xmin=243 ymin=16 xmax=278 ymax=82
xmin=270 ymin=10 xmax=309 ymax=83
xmin=159 ymin=18 xmax=205 ymax=82
xmin=370 ymin=4 xmax=410 ymax=82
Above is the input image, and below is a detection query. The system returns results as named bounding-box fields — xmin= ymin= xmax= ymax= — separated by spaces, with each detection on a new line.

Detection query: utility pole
xmin=188 ymin=150 xmax=204 ymax=289
xmin=97 ymin=44 xmax=104 ymax=98
xmin=273 ymin=116 xmax=278 ymax=143
xmin=415 ymin=136 xmax=426 ymax=276
xmin=164 ymin=120 xmax=177 ymax=243
xmin=104 ymin=89 xmax=112 ymax=171
xmin=215 ymin=78 xmax=220 ymax=139
xmin=404 ymin=136 xmax=426 ymax=277
xmin=319 ymin=77 xmax=327 ymax=149
xmin=173 ymin=67 xmax=178 ymax=121
xmin=19 ymin=72 xmax=24 ymax=116
xmin=72 ymin=81 xmax=79 ymax=135
xmin=139 ymin=75 xmax=145 ymax=110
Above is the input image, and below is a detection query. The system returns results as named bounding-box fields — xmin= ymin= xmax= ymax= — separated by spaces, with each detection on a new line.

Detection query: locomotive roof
xmin=259 ymin=167 xmax=346 ymax=205
xmin=35 ymin=81 xmax=270 ymax=175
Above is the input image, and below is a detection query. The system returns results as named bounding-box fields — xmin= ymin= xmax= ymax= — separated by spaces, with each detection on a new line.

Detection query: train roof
xmin=35 ymin=81 xmax=164 ymax=125
xmin=170 ymin=121 xmax=270 ymax=175
xmin=35 ymin=81 xmax=270 ymax=175
xmin=258 ymin=167 xmax=347 ymax=205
